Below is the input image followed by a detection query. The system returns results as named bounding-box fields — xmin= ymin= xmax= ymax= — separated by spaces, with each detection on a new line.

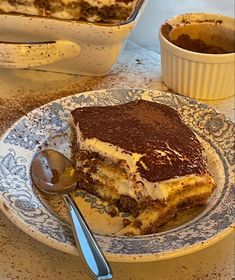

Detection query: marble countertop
xmin=0 ymin=1 xmax=234 ymax=279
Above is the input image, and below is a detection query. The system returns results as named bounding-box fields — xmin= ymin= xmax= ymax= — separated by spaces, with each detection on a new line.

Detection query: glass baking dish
xmin=0 ymin=0 xmax=146 ymax=75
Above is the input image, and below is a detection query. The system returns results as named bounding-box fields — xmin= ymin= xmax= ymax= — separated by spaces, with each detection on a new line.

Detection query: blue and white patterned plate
xmin=0 ymin=89 xmax=234 ymax=262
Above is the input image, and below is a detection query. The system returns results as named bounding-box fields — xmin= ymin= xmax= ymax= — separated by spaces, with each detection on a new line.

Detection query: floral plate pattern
xmin=0 ymin=89 xmax=234 ymax=262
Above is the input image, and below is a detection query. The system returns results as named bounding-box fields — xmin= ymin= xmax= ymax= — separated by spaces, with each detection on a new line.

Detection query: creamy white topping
xmin=77 ymin=133 xmax=213 ymax=202
xmin=118 ymin=184 xmax=213 ymax=235
xmin=92 ymin=164 xmax=211 ymax=201
xmin=81 ymin=137 xmax=142 ymax=173
xmin=0 ymin=2 xmax=38 ymax=15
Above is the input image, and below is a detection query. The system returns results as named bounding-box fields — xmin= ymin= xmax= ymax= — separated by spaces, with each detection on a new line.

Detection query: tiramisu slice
xmin=0 ymin=0 xmax=138 ymax=23
xmin=71 ymin=100 xmax=215 ymax=235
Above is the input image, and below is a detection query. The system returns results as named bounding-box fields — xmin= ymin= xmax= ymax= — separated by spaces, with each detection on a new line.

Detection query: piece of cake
xmin=71 ymin=100 xmax=216 ymax=235
xmin=0 ymin=0 xmax=138 ymax=23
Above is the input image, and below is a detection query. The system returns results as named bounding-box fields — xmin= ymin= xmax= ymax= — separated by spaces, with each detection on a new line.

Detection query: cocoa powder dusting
xmin=161 ymin=21 xmax=235 ymax=54
xmin=171 ymin=34 xmax=233 ymax=54
xmin=0 ymin=49 xmax=167 ymax=136
xmin=72 ymin=100 xmax=208 ymax=182
xmin=0 ymin=78 xmax=113 ymax=135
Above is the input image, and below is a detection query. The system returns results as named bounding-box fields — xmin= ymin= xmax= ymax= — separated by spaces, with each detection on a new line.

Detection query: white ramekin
xmin=159 ymin=13 xmax=235 ymax=100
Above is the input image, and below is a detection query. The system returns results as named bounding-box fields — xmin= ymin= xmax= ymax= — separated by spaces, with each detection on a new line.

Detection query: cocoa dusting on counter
xmin=0 ymin=48 xmax=166 ymax=137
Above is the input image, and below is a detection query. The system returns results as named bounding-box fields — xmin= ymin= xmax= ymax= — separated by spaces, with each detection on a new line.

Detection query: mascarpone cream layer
xmin=78 ymin=136 xmax=212 ymax=201
xmin=117 ymin=184 xmax=213 ymax=235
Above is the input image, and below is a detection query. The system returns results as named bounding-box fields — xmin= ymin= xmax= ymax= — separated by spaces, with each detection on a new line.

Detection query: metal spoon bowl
xmin=31 ymin=149 xmax=112 ymax=280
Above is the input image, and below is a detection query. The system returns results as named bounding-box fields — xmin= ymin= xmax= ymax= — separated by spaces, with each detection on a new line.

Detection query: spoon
xmin=30 ymin=149 xmax=113 ymax=280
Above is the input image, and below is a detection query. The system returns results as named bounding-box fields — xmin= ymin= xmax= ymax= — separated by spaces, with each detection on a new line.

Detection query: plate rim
xmin=0 ymin=88 xmax=234 ymax=262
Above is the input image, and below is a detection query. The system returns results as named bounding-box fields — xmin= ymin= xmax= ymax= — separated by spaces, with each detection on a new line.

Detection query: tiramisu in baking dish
xmin=0 ymin=0 xmax=139 ymax=23
xmin=71 ymin=100 xmax=216 ymax=235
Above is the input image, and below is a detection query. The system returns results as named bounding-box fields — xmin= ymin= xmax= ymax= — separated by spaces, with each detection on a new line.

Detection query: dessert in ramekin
xmin=160 ymin=13 xmax=235 ymax=100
